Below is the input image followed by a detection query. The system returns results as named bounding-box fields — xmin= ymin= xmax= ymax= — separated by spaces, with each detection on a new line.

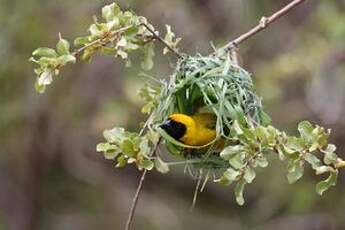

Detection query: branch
xmin=124 ymin=137 xmax=162 ymax=230
xmin=72 ymin=25 xmax=134 ymax=57
xmin=221 ymin=0 xmax=306 ymax=52
xmin=140 ymin=23 xmax=183 ymax=59
xmin=335 ymin=159 xmax=345 ymax=169
xmin=72 ymin=23 xmax=181 ymax=59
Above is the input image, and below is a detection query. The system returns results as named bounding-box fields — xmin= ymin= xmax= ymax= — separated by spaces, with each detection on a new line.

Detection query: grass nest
xmin=155 ymin=54 xmax=271 ymax=170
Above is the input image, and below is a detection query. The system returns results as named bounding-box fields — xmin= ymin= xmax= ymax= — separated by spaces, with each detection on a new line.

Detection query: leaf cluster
xmin=217 ymin=120 xmax=339 ymax=205
xmin=29 ymin=34 xmax=76 ymax=93
xmin=97 ymin=127 xmax=169 ymax=173
xmin=30 ymin=3 xmax=181 ymax=93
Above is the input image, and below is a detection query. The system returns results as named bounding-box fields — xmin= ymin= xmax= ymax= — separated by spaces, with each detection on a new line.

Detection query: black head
xmin=159 ymin=118 xmax=187 ymax=141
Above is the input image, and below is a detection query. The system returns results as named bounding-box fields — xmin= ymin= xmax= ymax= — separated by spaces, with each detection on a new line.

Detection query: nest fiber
xmin=156 ymin=54 xmax=270 ymax=137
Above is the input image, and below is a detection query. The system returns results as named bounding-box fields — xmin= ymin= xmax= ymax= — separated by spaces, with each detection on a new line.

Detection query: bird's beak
xmin=159 ymin=119 xmax=172 ymax=131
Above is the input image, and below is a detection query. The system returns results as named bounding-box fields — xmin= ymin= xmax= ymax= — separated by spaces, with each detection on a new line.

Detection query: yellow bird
xmin=159 ymin=113 xmax=217 ymax=146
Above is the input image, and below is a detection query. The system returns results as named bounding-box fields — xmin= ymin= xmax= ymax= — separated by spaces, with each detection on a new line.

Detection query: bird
xmin=159 ymin=113 xmax=217 ymax=146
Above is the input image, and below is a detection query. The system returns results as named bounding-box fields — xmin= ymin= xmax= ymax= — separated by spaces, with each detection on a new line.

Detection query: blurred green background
xmin=1 ymin=0 xmax=345 ymax=229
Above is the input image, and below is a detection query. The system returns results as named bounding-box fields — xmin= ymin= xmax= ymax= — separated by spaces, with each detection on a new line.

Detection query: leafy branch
xmin=217 ymin=120 xmax=344 ymax=205
xmin=30 ymin=3 xmax=181 ymax=94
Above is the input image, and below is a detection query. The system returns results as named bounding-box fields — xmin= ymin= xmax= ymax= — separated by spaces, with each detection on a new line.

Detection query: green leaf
xmin=32 ymin=47 xmax=57 ymax=58
xmin=219 ymin=168 xmax=240 ymax=186
xmin=154 ymin=157 xmax=169 ymax=174
xmin=100 ymin=47 xmax=117 ymax=55
xmin=141 ymin=43 xmax=155 ymax=71
xmin=241 ymin=126 xmax=256 ymax=142
xmin=275 ymin=144 xmax=286 ymax=160
xmin=38 ymin=69 xmax=54 ymax=86
xmin=220 ymin=145 xmax=245 ymax=160
xmin=309 ymin=126 xmax=329 ymax=151
xmin=102 ymin=4 xmax=115 ymax=21
xmin=103 ymin=127 xmax=126 ymax=143
xmin=285 ymin=136 xmax=304 ymax=152
xmin=89 ymin=24 xmax=102 ymax=36
xmin=121 ymin=11 xmax=135 ymax=25
xmin=57 ymin=54 xmax=76 ymax=65
xmin=322 ymin=144 xmax=338 ymax=165
xmin=315 ymin=166 xmax=334 ymax=175
xmin=74 ymin=36 xmax=91 ymax=47
xmin=81 ymin=47 xmax=96 ymax=62
xmin=255 ymin=155 xmax=269 ymax=168
xmin=139 ymin=83 xmax=160 ymax=114
xmin=102 ymin=3 xmax=121 ymax=21
xmin=120 ymin=139 xmax=136 ymax=157
xmin=96 ymin=142 xmax=113 ymax=152
xmin=116 ymin=155 xmax=127 ymax=168
xmin=124 ymin=26 xmax=139 ymax=37
xmin=298 ymin=120 xmax=314 ymax=141
xmin=139 ymin=159 xmax=154 ymax=170
xmin=234 ymin=180 xmax=246 ymax=206
xmin=287 ymin=159 xmax=304 ymax=184
xmin=56 ymin=34 xmax=71 ymax=55
xmin=117 ymin=50 xmax=128 ymax=59
xmin=259 ymin=111 xmax=272 ymax=126
xmin=243 ymin=167 xmax=256 ymax=184
xmin=146 ymin=130 xmax=160 ymax=145
xmin=96 ymin=142 xmax=119 ymax=160
xmin=266 ymin=126 xmax=279 ymax=146
xmin=316 ymin=170 xmax=338 ymax=195
xmin=117 ymin=37 xmax=127 ymax=48
xmin=324 ymin=144 xmax=336 ymax=154
xmin=138 ymin=138 xmax=150 ymax=157
xmin=255 ymin=126 xmax=268 ymax=145
xmin=304 ymin=153 xmax=322 ymax=170
xmin=163 ymin=24 xmax=181 ymax=55
xmin=232 ymin=120 xmax=244 ymax=136
xmin=125 ymin=42 xmax=139 ymax=51
xmin=229 ymin=153 xmax=245 ymax=170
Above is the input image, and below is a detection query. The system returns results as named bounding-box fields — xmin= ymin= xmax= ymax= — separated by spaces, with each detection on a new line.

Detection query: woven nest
xmin=155 ymin=54 xmax=270 ymax=169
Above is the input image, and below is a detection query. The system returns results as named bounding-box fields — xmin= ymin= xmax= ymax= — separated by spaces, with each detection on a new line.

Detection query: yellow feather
xmin=169 ymin=113 xmax=216 ymax=146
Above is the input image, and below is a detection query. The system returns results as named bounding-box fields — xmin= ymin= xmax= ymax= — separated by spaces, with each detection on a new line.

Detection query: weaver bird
xmin=160 ymin=113 xmax=217 ymax=146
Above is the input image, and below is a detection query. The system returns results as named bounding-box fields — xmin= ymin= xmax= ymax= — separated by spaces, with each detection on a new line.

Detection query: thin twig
xmin=124 ymin=169 xmax=147 ymax=230
xmin=124 ymin=137 xmax=162 ymax=230
xmin=335 ymin=159 xmax=345 ymax=169
xmin=221 ymin=0 xmax=306 ymax=52
xmin=72 ymin=25 xmax=134 ymax=56
xmin=72 ymin=23 xmax=182 ymax=60
xmin=140 ymin=23 xmax=183 ymax=59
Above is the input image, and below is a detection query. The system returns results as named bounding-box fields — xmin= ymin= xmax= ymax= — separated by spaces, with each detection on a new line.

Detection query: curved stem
xmin=221 ymin=0 xmax=306 ymax=52
xmin=72 ymin=23 xmax=182 ymax=59
xmin=72 ymin=25 xmax=134 ymax=56
xmin=124 ymin=169 xmax=148 ymax=230
xmin=140 ymin=23 xmax=183 ymax=59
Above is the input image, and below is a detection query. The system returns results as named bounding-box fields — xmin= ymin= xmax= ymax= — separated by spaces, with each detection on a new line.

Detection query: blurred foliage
xmin=1 ymin=0 xmax=345 ymax=230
